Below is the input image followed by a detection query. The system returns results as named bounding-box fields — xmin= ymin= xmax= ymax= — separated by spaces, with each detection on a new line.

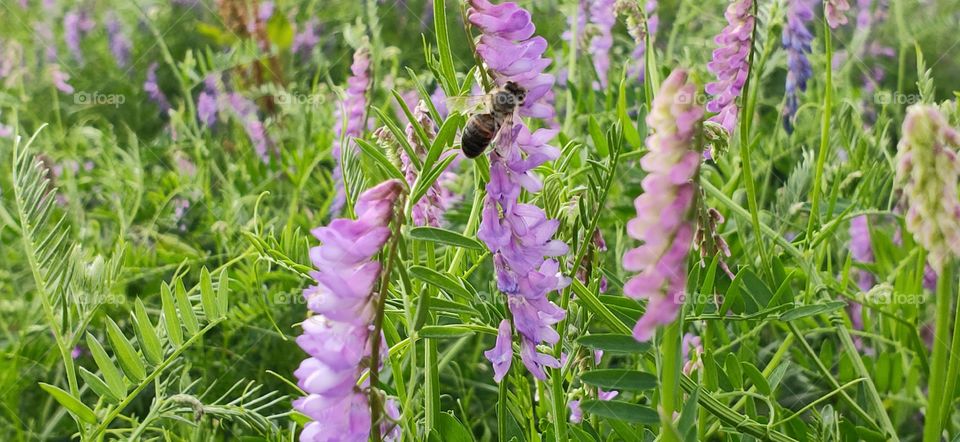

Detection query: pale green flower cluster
xmin=895 ymin=104 xmax=960 ymax=271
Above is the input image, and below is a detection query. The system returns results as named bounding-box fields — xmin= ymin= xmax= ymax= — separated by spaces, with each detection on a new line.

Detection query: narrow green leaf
xmin=175 ymin=279 xmax=200 ymax=334
xmin=577 ymin=334 xmax=650 ymax=354
xmin=354 ymin=137 xmax=407 ymax=182
xmin=79 ymin=367 xmax=120 ymax=403
xmin=618 ymin=76 xmax=642 ymax=147
xmin=409 ymin=265 xmax=472 ymax=300
xmin=741 ymin=361 xmax=771 ymax=395
xmin=588 ymin=116 xmax=609 ymax=157
xmin=419 ymin=325 xmax=474 ymax=339
xmin=104 ymin=317 xmax=146 ymax=382
xmin=437 ymin=413 xmax=474 ymax=442
xmin=778 ymin=301 xmax=847 ymax=321
xmin=581 ymin=369 xmax=657 ymax=391
xmin=580 ymin=400 xmax=659 ymax=424
xmin=199 ymin=267 xmax=220 ymax=320
xmin=133 ymin=298 xmax=163 ymax=365
xmin=724 ymin=353 xmax=742 ymax=390
xmin=217 ymin=270 xmax=230 ymax=316
xmin=412 ymin=153 xmax=458 ymax=208
xmin=161 ymin=282 xmax=183 ymax=347
xmin=409 ymin=227 xmax=485 ymax=250
xmin=373 ymin=106 xmax=421 ymax=170
xmin=39 ymin=383 xmax=98 ymax=424
xmin=433 ymin=0 xmax=458 ymax=94
xmin=86 ymin=333 xmax=126 ymax=397
xmin=428 ymin=298 xmax=477 ymax=315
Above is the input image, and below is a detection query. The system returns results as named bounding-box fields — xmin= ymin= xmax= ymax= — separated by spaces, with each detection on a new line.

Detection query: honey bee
xmin=449 ymin=81 xmax=526 ymax=158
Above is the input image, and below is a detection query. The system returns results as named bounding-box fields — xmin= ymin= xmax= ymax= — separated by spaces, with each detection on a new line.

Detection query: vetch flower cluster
xmin=105 ymin=13 xmax=132 ymax=68
xmin=401 ymin=101 xmax=446 ymax=227
xmin=895 ymin=105 xmax=960 ymax=272
xmin=469 ymin=0 xmax=555 ymax=120
xmin=849 ymin=215 xmax=875 ymax=291
xmin=587 ymin=0 xmax=616 ymax=89
xmin=705 ymin=0 xmax=754 ymax=135
xmin=64 ymin=8 xmax=94 ymax=63
xmin=782 ymin=0 xmax=815 ymax=132
xmin=623 ymin=69 xmax=702 ymax=342
xmin=330 ymin=45 xmax=372 ymax=215
xmin=144 ymin=63 xmax=170 ymax=113
xmin=295 ymin=179 xmax=404 ymax=442
xmin=469 ymin=0 xmax=570 ymax=380
xmin=825 ymin=0 xmax=851 ymax=28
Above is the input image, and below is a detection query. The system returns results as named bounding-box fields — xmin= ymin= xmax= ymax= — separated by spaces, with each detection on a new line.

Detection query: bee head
xmin=504 ymin=81 xmax=526 ymax=105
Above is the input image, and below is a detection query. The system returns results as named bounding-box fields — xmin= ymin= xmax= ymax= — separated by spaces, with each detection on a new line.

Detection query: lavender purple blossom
xmin=225 ymin=92 xmax=271 ymax=162
xmin=295 ymin=179 xmax=404 ymax=442
xmin=469 ymin=0 xmax=570 ymax=380
xmin=825 ymin=0 xmax=851 ymax=28
xmin=330 ymin=45 xmax=372 ymax=216
xmin=587 ymin=0 xmax=616 ymax=89
xmin=63 ymin=8 xmax=94 ymax=63
xmin=469 ymin=0 xmax=556 ymax=120
xmin=292 ymin=19 xmax=321 ymax=57
xmin=401 ymin=101 xmax=446 ymax=227
xmin=782 ymin=0 xmax=815 ymax=132
xmin=197 ymin=75 xmax=220 ymax=128
xmin=144 ymin=63 xmax=170 ymax=112
xmin=705 ymin=0 xmax=754 ymax=135
xmin=50 ymin=65 xmax=74 ymax=94
xmin=849 ymin=215 xmax=876 ymax=291
xmin=623 ymin=69 xmax=702 ymax=342
xmin=105 ymin=13 xmax=132 ymax=68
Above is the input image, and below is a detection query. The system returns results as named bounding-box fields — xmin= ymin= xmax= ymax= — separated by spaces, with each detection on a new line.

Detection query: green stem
xmin=938 ymin=264 xmax=960 ymax=435
xmin=659 ymin=317 xmax=682 ymax=441
xmin=924 ymin=260 xmax=955 ymax=442
xmin=737 ymin=0 xmax=770 ymax=276
xmin=805 ymin=23 xmax=833 ymax=246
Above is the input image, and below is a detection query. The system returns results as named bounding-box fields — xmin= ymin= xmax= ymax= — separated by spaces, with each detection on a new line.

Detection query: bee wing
xmin=445 ymin=94 xmax=492 ymax=116
xmin=494 ymin=112 xmax=519 ymax=145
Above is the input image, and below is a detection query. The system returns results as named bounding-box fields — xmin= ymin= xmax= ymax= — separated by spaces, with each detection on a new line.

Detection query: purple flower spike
xmin=402 ymin=101 xmax=447 ymax=227
xmin=705 ymin=0 xmax=754 ymax=135
xmin=825 ymin=0 xmax=851 ymax=28
xmin=197 ymin=75 xmax=220 ymax=128
xmin=468 ymin=0 xmax=556 ymax=120
xmin=331 ymin=45 xmax=372 ymax=216
xmin=849 ymin=215 xmax=875 ymax=292
xmin=296 ymin=179 xmax=404 ymax=442
xmin=588 ymin=0 xmax=616 ymax=89
xmin=623 ymin=69 xmax=702 ymax=342
xmin=225 ymin=92 xmax=272 ymax=162
xmin=105 ymin=13 xmax=132 ymax=68
xmin=782 ymin=0 xmax=815 ymax=132
xmin=64 ymin=8 xmax=94 ymax=63
xmin=144 ymin=63 xmax=170 ymax=113
xmin=293 ymin=19 xmax=321 ymax=57
xmin=470 ymin=0 xmax=569 ymax=380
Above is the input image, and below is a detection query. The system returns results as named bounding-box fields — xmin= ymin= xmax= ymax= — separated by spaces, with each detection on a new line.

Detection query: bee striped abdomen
xmin=461 ymin=113 xmax=500 ymax=158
